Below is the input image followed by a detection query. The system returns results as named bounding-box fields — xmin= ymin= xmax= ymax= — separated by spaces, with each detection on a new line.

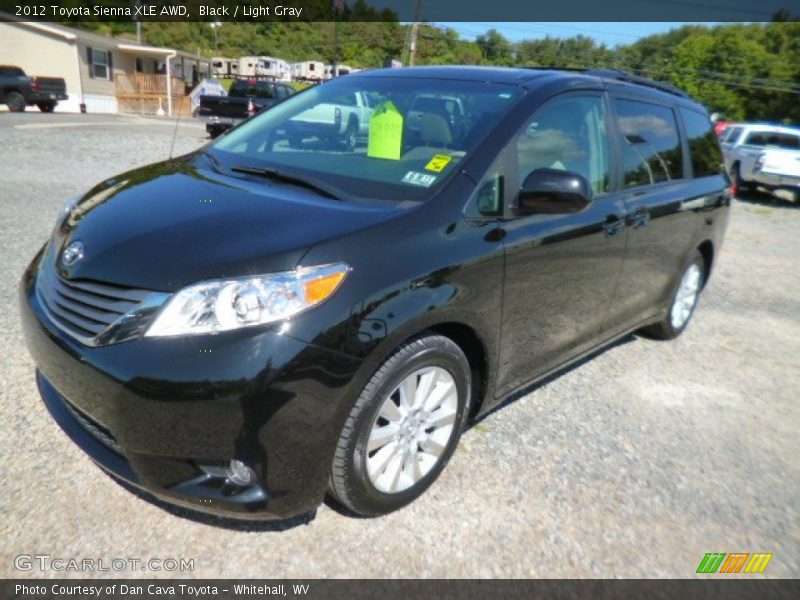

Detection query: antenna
xmin=168 ymin=76 xmax=183 ymax=159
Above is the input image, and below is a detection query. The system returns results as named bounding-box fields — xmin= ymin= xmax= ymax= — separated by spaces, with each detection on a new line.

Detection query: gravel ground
xmin=1 ymin=113 xmax=798 ymax=579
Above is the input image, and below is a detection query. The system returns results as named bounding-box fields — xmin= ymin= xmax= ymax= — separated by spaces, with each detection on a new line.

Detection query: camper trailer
xmin=291 ymin=61 xmax=325 ymax=82
xmin=211 ymin=58 xmax=239 ymax=78
xmin=257 ymin=57 xmax=291 ymax=81
xmin=238 ymin=56 xmax=261 ymax=77
xmin=325 ymin=64 xmax=354 ymax=78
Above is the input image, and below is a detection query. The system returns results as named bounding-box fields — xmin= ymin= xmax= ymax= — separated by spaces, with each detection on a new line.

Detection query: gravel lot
xmin=1 ymin=113 xmax=798 ymax=579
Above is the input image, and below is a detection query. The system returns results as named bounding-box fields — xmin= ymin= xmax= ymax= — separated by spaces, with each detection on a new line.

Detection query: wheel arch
xmin=348 ymin=317 xmax=493 ymax=422
xmin=427 ymin=322 xmax=489 ymax=418
xmin=697 ymin=239 xmax=714 ymax=288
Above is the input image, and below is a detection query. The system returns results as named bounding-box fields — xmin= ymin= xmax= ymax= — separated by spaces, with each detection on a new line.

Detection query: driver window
xmin=516 ymin=96 xmax=610 ymax=195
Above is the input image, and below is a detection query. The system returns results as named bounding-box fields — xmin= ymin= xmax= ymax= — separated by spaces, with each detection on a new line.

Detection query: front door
xmin=496 ymin=93 xmax=628 ymax=396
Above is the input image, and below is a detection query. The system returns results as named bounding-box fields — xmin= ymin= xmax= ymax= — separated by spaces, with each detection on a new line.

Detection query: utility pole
xmin=331 ymin=0 xmax=345 ymax=77
xmin=210 ymin=21 xmax=221 ymax=52
xmin=408 ymin=0 xmax=421 ymax=66
xmin=134 ymin=0 xmax=141 ymax=44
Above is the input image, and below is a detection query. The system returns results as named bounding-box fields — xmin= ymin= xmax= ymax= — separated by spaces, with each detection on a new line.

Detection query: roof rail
xmin=581 ymin=68 xmax=689 ymax=98
xmin=526 ymin=66 xmax=688 ymax=98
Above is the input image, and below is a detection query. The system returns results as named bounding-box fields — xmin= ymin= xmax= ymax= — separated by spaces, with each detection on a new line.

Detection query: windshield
xmin=211 ymin=76 xmax=523 ymax=201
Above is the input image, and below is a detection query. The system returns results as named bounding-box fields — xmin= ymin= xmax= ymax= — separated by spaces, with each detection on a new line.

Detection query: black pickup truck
xmin=198 ymin=78 xmax=296 ymax=138
xmin=1 ymin=65 xmax=68 ymax=112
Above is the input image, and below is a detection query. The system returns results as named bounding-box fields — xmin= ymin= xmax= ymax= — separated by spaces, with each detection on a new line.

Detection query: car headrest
xmin=420 ymin=113 xmax=453 ymax=146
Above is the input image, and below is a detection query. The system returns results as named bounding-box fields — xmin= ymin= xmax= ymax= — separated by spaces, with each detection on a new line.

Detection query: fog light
xmin=226 ymin=460 xmax=256 ymax=486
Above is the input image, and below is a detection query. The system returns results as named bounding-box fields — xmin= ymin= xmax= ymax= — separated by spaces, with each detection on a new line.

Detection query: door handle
xmin=626 ymin=206 xmax=650 ymax=229
xmin=602 ymin=214 xmax=625 ymax=237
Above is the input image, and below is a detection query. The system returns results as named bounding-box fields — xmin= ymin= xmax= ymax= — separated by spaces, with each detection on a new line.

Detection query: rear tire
xmin=329 ymin=334 xmax=471 ymax=517
xmin=342 ymin=120 xmax=358 ymax=149
xmin=5 ymin=91 xmax=26 ymax=112
xmin=641 ymin=250 xmax=705 ymax=340
xmin=37 ymin=102 xmax=56 ymax=113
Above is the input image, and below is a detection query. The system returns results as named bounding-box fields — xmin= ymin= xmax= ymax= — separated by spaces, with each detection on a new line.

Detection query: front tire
xmin=329 ymin=334 xmax=471 ymax=517
xmin=641 ymin=250 xmax=705 ymax=340
xmin=37 ymin=102 xmax=56 ymax=113
xmin=732 ymin=163 xmax=751 ymax=196
xmin=5 ymin=91 xmax=26 ymax=112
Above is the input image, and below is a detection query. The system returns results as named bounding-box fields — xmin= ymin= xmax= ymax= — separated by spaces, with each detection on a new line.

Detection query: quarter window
xmin=516 ymin=96 xmax=610 ymax=195
xmin=614 ymin=99 xmax=683 ymax=188
xmin=679 ymin=108 xmax=724 ymax=178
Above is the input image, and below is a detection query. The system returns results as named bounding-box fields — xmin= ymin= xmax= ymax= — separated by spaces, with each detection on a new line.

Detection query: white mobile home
xmin=0 ymin=14 xmax=211 ymax=114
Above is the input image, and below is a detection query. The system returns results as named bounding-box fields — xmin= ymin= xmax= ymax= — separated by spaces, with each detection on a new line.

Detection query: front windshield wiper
xmin=230 ymin=165 xmax=347 ymax=201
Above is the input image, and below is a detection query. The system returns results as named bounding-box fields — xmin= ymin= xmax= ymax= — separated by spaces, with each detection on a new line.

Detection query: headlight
xmin=145 ymin=263 xmax=350 ymax=337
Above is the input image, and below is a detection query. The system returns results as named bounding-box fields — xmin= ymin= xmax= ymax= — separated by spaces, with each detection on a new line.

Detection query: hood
xmin=52 ymin=154 xmax=400 ymax=291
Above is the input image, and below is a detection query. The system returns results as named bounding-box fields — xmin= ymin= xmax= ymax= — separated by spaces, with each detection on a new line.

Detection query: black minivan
xmin=20 ymin=67 xmax=730 ymax=520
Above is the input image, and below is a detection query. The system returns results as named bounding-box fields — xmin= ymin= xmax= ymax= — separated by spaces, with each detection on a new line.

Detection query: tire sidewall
xmin=343 ymin=120 xmax=358 ymax=148
xmin=6 ymin=91 xmax=25 ymax=112
xmin=666 ymin=251 xmax=705 ymax=337
xmin=347 ymin=341 xmax=470 ymax=515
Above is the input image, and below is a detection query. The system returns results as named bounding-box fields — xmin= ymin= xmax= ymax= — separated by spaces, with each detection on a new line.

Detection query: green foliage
xmin=66 ymin=18 xmax=800 ymax=123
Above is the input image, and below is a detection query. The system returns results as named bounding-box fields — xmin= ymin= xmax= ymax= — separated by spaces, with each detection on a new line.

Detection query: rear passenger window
xmin=679 ymin=108 xmax=724 ymax=178
xmin=745 ymin=131 xmax=800 ymax=150
xmin=516 ymin=95 xmax=610 ymax=195
xmin=614 ymin=99 xmax=683 ymax=188
xmin=256 ymin=84 xmax=275 ymax=99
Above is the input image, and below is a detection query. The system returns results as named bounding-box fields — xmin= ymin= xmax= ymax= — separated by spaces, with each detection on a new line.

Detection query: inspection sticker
xmin=402 ymin=171 xmax=437 ymax=187
xmin=425 ymin=154 xmax=453 ymax=173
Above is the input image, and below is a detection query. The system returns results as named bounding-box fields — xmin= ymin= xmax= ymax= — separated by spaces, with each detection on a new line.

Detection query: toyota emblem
xmin=61 ymin=241 xmax=85 ymax=268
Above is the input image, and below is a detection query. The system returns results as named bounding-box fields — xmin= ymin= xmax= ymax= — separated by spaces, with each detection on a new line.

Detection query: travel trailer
xmin=238 ymin=56 xmax=261 ymax=77
xmin=258 ymin=57 xmax=291 ymax=81
xmin=211 ymin=58 xmax=239 ymax=78
xmin=291 ymin=60 xmax=326 ymax=81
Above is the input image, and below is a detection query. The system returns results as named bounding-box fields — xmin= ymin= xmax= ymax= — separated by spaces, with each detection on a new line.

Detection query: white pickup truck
xmin=289 ymin=90 xmax=373 ymax=148
xmin=752 ymin=146 xmax=800 ymax=200
xmin=721 ymin=124 xmax=800 ymax=198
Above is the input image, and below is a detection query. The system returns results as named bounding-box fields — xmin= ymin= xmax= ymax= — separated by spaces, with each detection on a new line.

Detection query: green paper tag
xmin=368 ymin=100 xmax=403 ymax=160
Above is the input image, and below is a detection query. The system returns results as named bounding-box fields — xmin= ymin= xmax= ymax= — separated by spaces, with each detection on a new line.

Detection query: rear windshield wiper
xmin=230 ymin=165 xmax=347 ymax=201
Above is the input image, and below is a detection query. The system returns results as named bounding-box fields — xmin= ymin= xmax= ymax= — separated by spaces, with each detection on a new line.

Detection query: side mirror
xmin=516 ymin=168 xmax=593 ymax=215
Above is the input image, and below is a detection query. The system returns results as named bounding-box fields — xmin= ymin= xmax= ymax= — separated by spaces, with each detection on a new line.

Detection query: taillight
xmin=247 ymin=98 xmax=255 ymax=117
xmin=30 ymin=77 xmax=40 ymax=92
xmin=754 ymin=153 xmax=765 ymax=172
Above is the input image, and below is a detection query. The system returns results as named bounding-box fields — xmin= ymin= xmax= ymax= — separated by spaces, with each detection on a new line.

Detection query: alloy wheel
xmin=366 ymin=366 xmax=459 ymax=494
xmin=670 ymin=263 xmax=701 ymax=329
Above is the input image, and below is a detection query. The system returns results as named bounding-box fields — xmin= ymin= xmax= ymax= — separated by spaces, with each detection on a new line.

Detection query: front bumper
xmin=19 ymin=254 xmax=362 ymax=520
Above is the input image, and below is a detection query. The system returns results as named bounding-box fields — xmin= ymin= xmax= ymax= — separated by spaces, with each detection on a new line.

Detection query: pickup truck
xmin=197 ymin=78 xmax=296 ymax=138
xmin=752 ymin=145 xmax=800 ymax=201
xmin=722 ymin=124 xmax=800 ymax=197
xmin=288 ymin=90 xmax=373 ymax=148
xmin=0 ymin=65 xmax=68 ymax=112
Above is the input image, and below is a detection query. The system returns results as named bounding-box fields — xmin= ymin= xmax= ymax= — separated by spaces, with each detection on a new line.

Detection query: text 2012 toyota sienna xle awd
xmin=20 ymin=67 xmax=730 ymax=520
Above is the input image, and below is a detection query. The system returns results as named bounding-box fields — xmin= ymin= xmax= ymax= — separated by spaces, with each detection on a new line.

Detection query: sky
xmin=436 ymin=22 xmax=717 ymax=47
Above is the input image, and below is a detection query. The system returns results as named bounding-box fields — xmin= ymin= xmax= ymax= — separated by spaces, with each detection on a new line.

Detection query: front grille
xmin=35 ymin=247 xmax=159 ymax=346
xmin=61 ymin=396 xmax=124 ymax=455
